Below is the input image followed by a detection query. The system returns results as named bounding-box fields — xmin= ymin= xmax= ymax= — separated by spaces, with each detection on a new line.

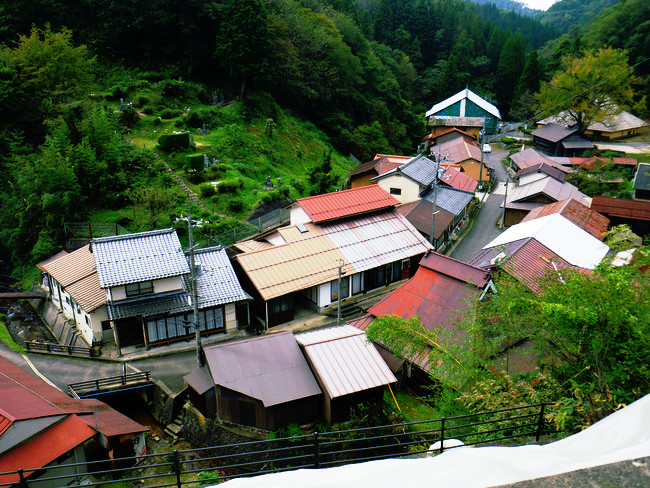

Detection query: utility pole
xmin=501 ymin=179 xmax=508 ymax=229
xmin=187 ymin=204 xmax=203 ymax=367
xmin=337 ymin=260 xmax=345 ymax=326
xmin=429 ymin=147 xmax=443 ymax=249
xmin=478 ymin=118 xmax=486 ymax=191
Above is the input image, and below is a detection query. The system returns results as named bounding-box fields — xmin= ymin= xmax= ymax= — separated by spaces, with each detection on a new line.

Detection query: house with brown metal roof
xmin=430 ymin=137 xmax=489 ymax=184
xmin=590 ymin=196 xmax=650 ymax=237
xmin=39 ymin=229 xmax=251 ymax=356
xmin=502 ymin=176 xmax=589 ymax=227
xmin=0 ymin=357 xmax=146 ymax=487
xmin=508 ymin=147 xmax=572 ymax=175
xmin=350 ymin=251 xmax=493 ymax=391
xmin=521 ymin=199 xmax=610 ymax=240
xmin=347 ymin=155 xmax=412 ymax=189
xmin=184 ymin=332 xmax=322 ymax=430
xmin=233 ymin=186 xmax=431 ymax=328
xmin=295 ymin=325 xmax=397 ymax=423
xmin=531 ymin=123 xmax=593 ymax=157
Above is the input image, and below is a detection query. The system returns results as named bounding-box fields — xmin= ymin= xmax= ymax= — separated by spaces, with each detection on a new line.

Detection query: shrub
xmin=217 ymin=179 xmax=242 ymax=193
xmin=199 ymin=183 xmax=216 ymax=198
xmin=227 ymin=198 xmax=244 ymax=212
xmin=184 ymin=153 xmax=205 ymax=173
xmin=501 ymin=136 xmax=517 ymax=144
xmin=160 ymin=108 xmax=182 ymax=119
xmin=158 ymin=132 xmax=190 ymax=151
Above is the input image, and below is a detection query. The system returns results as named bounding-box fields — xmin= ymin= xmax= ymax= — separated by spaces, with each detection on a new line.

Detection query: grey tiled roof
xmin=422 ymin=186 xmax=474 ymax=216
xmin=192 ymin=247 xmax=252 ymax=308
xmin=92 ymin=229 xmax=190 ymax=288
xmin=107 ymin=292 xmax=190 ymax=320
xmin=399 ymin=155 xmax=439 ymax=186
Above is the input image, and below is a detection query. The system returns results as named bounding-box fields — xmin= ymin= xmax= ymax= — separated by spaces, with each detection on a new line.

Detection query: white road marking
xmin=21 ymin=354 xmax=61 ymax=390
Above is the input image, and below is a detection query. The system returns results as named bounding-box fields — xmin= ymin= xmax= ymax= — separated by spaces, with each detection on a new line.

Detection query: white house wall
xmin=290 ymin=206 xmax=312 ymax=225
xmin=225 ymin=303 xmax=237 ymax=333
xmin=376 ymin=175 xmax=421 ymax=204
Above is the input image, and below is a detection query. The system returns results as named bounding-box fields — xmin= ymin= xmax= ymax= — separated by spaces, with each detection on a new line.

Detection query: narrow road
xmin=450 ymin=149 xmax=512 ymax=263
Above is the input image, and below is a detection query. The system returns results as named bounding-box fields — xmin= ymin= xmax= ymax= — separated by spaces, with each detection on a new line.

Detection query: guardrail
xmin=24 ymin=341 xmax=96 ymax=358
xmin=0 ymin=403 xmax=553 ymax=487
xmin=68 ymin=371 xmax=153 ymax=398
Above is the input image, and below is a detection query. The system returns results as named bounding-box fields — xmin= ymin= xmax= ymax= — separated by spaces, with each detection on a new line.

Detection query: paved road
xmin=450 ymin=149 xmax=512 ymax=263
xmin=1 ymin=341 xmax=195 ymax=394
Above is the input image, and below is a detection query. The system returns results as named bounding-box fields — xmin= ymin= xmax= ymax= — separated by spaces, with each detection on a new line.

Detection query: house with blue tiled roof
xmin=39 ymin=229 xmax=251 ymax=355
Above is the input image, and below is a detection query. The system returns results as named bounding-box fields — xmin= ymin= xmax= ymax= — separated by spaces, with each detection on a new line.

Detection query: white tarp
xmin=218 ymin=394 xmax=650 ymax=487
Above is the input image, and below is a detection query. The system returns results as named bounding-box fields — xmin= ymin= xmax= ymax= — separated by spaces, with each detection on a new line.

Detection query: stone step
xmin=166 ymin=423 xmax=182 ymax=435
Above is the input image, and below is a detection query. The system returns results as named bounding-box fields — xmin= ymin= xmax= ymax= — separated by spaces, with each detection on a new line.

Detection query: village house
xmin=476 ymin=213 xmax=610 ymax=272
xmin=590 ymin=195 xmax=650 ymax=237
xmin=350 ymin=251 xmax=493 ymax=393
xmin=425 ymin=88 xmax=501 ymax=135
xmin=184 ymin=332 xmax=322 ymax=430
xmin=295 ymin=325 xmax=397 ymax=423
xmin=508 ymin=147 xmax=571 ymax=174
xmin=39 ymin=229 xmax=251 ymax=355
xmin=347 ymin=154 xmax=412 ymax=189
xmin=633 ymin=162 xmax=650 ymax=200
xmin=502 ymin=173 xmax=589 ymax=227
xmin=531 ymin=123 xmax=593 ymax=157
xmin=521 ymin=198 xmax=610 ymax=240
xmin=538 ymin=110 xmax=648 ymax=141
xmin=232 ymin=186 xmax=432 ymax=329
xmin=430 ymin=136 xmax=490 ymax=185
xmin=0 ymin=357 xmax=147 ymax=487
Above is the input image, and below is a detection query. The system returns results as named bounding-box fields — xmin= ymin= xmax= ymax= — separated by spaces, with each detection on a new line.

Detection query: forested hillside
xmin=0 ymin=0 xmax=647 ymax=276
xmin=538 ymin=0 xmax=620 ymax=30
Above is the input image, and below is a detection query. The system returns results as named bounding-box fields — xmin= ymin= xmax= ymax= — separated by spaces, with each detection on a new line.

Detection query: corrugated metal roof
xmin=78 ymin=399 xmax=147 ymax=437
xmin=202 ymin=332 xmax=321 ymax=407
xmin=295 ymin=326 xmax=396 ymax=398
xmin=439 ymin=166 xmax=478 ymax=192
xmin=92 ymin=228 xmax=190 ymax=287
xmin=233 ymin=240 xmax=276 ymax=253
xmin=348 ymin=157 xmax=405 ymax=178
xmin=296 ymin=186 xmax=399 ymax=224
xmin=41 ymin=245 xmax=95 ymax=288
xmin=236 ymin=211 xmax=431 ymax=301
xmin=323 ymin=212 xmax=431 ymax=274
xmin=397 ymin=200 xmax=455 ymax=239
xmin=421 ymin=186 xmax=474 ymax=216
xmin=532 ymin=123 xmax=577 ymax=142
xmin=426 ymin=88 xmax=501 ymax=119
xmin=193 ymin=247 xmax=251 ymax=307
xmin=431 ymin=137 xmax=482 ymax=166
xmin=0 ymin=415 xmax=95 ymax=485
xmin=184 ymin=366 xmax=214 ymax=395
xmin=430 ymin=128 xmax=477 ymax=142
xmin=36 ymin=250 xmax=68 ymax=272
xmin=507 ymin=177 xmax=588 ymax=206
xmin=482 ymin=214 xmax=609 ymax=269
xmin=516 ymin=163 xmax=567 ymax=183
xmin=510 ymin=148 xmax=570 ymax=172
xmin=420 ymin=251 xmax=490 ymax=287
xmin=521 ymin=199 xmax=609 ymax=240
xmin=591 ymin=196 xmax=650 ymax=220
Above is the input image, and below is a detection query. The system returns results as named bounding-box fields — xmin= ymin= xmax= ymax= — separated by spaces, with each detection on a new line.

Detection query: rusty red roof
xmin=522 ymin=199 xmax=610 ymax=240
xmin=368 ymin=251 xmax=489 ymax=332
xmin=0 ymin=415 xmax=95 ymax=485
xmin=613 ymin=157 xmax=638 ymax=166
xmin=397 ymin=200 xmax=455 ymax=240
xmin=296 ymin=186 xmax=399 ymax=223
xmin=348 ymin=157 xmax=405 ymax=178
xmin=591 ymin=196 xmax=650 ymax=221
xmin=432 ymin=128 xmax=477 ymax=141
xmin=0 ymin=358 xmax=91 ymax=420
xmin=440 ymin=166 xmax=478 ymax=192
xmin=471 ymin=238 xmax=588 ymax=293
xmin=78 ymin=399 xmax=147 ymax=437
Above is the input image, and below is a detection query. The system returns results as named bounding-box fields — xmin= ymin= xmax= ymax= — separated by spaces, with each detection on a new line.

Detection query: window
xmin=389 ymin=187 xmax=402 ymax=195
xmin=125 ymin=281 xmax=154 ymax=297
xmin=351 ymin=273 xmax=364 ymax=295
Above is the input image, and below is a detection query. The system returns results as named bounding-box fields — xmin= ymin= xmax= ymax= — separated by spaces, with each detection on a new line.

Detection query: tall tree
xmin=535 ymin=48 xmax=645 ymax=134
xmin=215 ymin=0 xmax=270 ymax=101
xmin=495 ymin=32 xmax=525 ymax=119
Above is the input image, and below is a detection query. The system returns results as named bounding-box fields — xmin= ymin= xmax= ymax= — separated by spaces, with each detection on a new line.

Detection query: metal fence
xmin=23 ymin=340 xmax=95 ymax=358
xmin=68 ymin=372 xmax=153 ymax=399
xmin=0 ymin=403 xmax=553 ymax=488
xmin=64 ymin=222 xmax=130 ymax=238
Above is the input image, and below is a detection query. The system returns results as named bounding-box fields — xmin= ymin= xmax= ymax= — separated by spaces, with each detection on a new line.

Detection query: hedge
xmin=158 ymin=132 xmax=190 ymax=151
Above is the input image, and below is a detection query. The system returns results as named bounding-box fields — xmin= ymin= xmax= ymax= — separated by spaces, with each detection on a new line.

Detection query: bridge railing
xmin=24 ymin=341 xmax=95 ymax=358
xmin=67 ymin=371 xmax=152 ymax=398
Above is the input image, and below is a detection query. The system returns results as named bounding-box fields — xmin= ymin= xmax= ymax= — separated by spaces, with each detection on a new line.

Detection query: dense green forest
xmin=0 ymin=0 xmax=648 ymax=276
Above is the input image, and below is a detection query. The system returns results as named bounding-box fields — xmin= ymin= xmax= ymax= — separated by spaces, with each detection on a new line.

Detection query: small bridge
xmin=68 ymin=371 xmax=153 ymax=398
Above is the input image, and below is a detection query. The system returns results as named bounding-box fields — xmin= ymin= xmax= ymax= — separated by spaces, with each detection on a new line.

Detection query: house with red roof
xmin=350 ymin=251 xmax=493 ymax=390
xmin=590 ymin=195 xmax=650 ymax=237
xmin=0 ymin=357 xmax=147 ymax=487
xmin=232 ymin=186 xmax=431 ymax=327
xmin=521 ymin=198 xmax=610 ymax=240
xmin=347 ymin=154 xmax=412 ymax=189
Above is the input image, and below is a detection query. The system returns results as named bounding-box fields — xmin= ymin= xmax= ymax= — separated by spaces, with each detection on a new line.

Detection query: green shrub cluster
xmin=199 ymin=183 xmax=216 ymax=198
xmin=158 ymin=132 xmax=190 ymax=151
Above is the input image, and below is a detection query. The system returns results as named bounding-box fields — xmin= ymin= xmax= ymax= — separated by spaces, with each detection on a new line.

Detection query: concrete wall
xmin=149 ymin=380 xmax=182 ymax=425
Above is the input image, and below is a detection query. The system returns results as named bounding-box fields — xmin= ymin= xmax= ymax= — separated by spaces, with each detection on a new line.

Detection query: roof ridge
xmin=92 ymin=228 xmax=174 ymax=243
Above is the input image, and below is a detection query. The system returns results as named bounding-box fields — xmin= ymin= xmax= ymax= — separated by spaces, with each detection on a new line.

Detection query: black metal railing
xmin=68 ymin=372 xmax=152 ymax=398
xmin=24 ymin=341 xmax=95 ymax=358
xmin=0 ymin=403 xmax=554 ymax=488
